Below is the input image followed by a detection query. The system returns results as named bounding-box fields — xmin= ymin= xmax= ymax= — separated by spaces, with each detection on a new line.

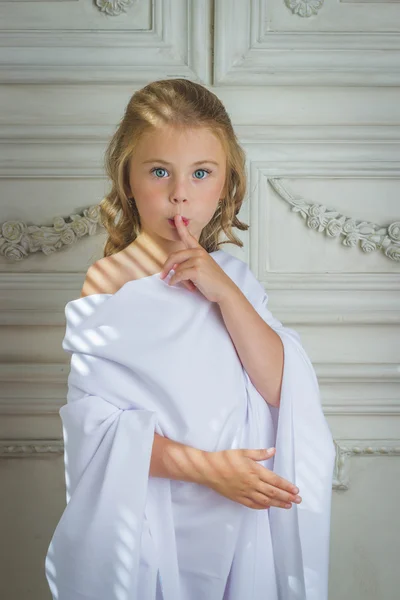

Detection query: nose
xmin=170 ymin=199 xmax=186 ymax=214
xmin=169 ymin=175 xmax=188 ymax=207
xmin=170 ymin=198 xmax=187 ymax=218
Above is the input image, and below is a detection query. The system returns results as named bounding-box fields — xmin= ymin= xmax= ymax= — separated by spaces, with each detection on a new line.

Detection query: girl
xmin=45 ymin=79 xmax=335 ymax=600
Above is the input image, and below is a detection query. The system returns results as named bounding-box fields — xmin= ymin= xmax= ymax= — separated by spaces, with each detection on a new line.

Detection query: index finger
xmin=256 ymin=464 xmax=299 ymax=494
xmin=174 ymin=214 xmax=199 ymax=249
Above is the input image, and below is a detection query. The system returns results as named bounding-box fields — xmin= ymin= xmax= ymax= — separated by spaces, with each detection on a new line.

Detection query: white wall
xmin=0 ymin=1 xmax=399 ymax=598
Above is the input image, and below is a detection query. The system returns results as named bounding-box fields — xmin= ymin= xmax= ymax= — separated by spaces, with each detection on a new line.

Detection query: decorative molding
xmin=333 ymin=440 xmax=400 ymax=491
xmin=1 ymin=126 xmax=400 ymax=177
xmin=0 ymin=205 xmax=103 ymax=262
xmin=314 ymin=363 xmax=400 ymax=383
xmin=284 ymin=0 xmax=324 ymax=17
xmin=3 ymin=438 xmax=400 ymax=496
xmin=0 ymin=273 xmax=399 ymax=325
xmin=255 ymin=273 xmax=400 ymax=291
xmin=268 ymin=178 xmax=400 ymax=262
xmin=95 ymin=0 xmax=135 ymax=16
xmin=214 ymin=1 xmax=400 ymax=85
xmin=0 ymin=440 xmax=63 ymax=458
xmin=0 ymin=364 xmax=69 ymax=384
xmin=2 ymin=181 xmax=400 ymax=263
xmin=2 ymin=307 xmax=398 ymax=327
xmin=2 ymin=395 xmax=399 ymax=417
xmin=0 ymin=398 xmax=64 ymax=416
xmin=323 ymin=402 xmax=400 ymax=417
xmin=0 ymin=0 xmax=211 ymax=84
xmin=0 ymin=361 xmax=398 ymax=387
xmin=1 ymin=272 xmax=398 ymax=290
xmin=3 ymin=124 xmax=400 ymax=144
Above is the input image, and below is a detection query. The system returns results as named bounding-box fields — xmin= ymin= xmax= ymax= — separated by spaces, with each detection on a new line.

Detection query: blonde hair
xmin=100 ymin=78 xmax=249 ymax=257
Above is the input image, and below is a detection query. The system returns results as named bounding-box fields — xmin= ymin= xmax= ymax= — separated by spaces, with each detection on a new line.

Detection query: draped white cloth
xmin=45 ymin=249 xmax=335 ymax=600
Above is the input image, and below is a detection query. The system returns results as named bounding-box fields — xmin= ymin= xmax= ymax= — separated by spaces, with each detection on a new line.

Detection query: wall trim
xmin=333 ymin=439 xmax=400 ymax=491
xmin=3 ymin=438 xmax=400 ymax=497
xmin=214 ymin=0 xmax=400 ymax=85
xmin=0 ymin=0 xmax=211 ymax=84
xmin=0 ymin=362 xmax=398 ymax=416
xmin=0 ymin=440 xmax=63 ymax=457
xmin=2 ymin=125 xmax=400 ymax=144
xmin=0 ymin=273 xmax=398 ymax=325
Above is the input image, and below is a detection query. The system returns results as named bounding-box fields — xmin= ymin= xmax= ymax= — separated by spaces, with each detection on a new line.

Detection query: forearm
xmin=217 ymin=285 xmax=284 ymax=408
xmin=149 ymin=432 xmax=210 ymax=484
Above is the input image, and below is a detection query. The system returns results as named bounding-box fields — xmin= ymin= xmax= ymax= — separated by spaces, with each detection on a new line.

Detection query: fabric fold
xmin=45 ymin=394 xmax=158 ymax=600
xmin=45 ymin=249 xmax=335 ymax=600
xmin=241 ymin=268 xmax=336 ymax=600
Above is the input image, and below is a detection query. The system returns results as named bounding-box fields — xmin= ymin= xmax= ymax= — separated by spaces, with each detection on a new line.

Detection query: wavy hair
xmin=100 ymin=78 xmax=249 ymax=257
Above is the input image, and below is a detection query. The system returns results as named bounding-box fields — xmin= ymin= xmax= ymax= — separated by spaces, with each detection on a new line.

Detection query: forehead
xmin=135 ymin=125 xmax=226 ymax=161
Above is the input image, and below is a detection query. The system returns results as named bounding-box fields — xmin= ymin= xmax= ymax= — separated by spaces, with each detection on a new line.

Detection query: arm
xmin=150 ymin=432 xmax=301 ymax=509
xmin=149 ymin=432 xmax=209 ymax=483
xmin=217 ymin=285 xmax=284 ymax=408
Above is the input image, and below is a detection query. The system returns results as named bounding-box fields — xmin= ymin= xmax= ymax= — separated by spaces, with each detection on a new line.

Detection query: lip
xmin=168 ymin=217 xmax=190 ymax=227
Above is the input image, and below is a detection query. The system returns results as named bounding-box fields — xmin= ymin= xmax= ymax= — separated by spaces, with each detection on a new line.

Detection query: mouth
xmin=168 ymin=217 xmax=190 ymax=227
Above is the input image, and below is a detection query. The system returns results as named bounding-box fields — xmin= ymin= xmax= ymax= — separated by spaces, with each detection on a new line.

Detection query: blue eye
xmin=152 ymin=168 xmax=168 ymax=178
xmin=194 ymin=169 xmax=210 ymax=179
xmin=150 ymin=167 xmax=211 ymax=179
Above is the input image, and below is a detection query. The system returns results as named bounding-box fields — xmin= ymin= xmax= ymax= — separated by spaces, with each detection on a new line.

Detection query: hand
xmin=201 ymin=447 xmax=302 ymax=510
xmin=159 ymin=214 xmax=237 ymax=303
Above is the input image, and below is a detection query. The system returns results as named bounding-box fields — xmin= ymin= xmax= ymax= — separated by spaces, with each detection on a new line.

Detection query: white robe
xmin=45 ymin=249 xmax=335 ymax=600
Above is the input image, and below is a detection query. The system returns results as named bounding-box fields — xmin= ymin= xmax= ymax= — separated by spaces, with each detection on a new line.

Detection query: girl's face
xmin=127 ymin=125 xmax=227 ymax=249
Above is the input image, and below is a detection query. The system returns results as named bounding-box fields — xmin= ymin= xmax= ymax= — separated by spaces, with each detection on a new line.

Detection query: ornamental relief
xmin=268 ymin=178 xmax=400 ymax=262
xmin=93 ymin=0 xmax=323 ymax=19
xmin=3 ymin=438 xmax=400 ymax=496
xmin=1 ymin=185 xmax=399 ymax=261
xmin=95 ymin=0 xmax=136 ymax=17
xmin=0 ymin=205 xmax=102 ymax=262
xmin=284 ymin=0 xmax=324 ymax=18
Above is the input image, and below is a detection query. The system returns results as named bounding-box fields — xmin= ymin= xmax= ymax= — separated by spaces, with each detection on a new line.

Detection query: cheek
xmin=140 ymin=197 xmax=163 ymax=217
xmin=132 ymin=180 xmax=162 ymax=206
xmin=209 ymin=176 xmax=226 ymax=196
xmin=203 ymin=180 xmax=224 ymax=203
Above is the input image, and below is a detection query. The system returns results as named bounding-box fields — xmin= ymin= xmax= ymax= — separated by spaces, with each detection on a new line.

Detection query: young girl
xmin=45 ymin=79 xmax=335 ymax=600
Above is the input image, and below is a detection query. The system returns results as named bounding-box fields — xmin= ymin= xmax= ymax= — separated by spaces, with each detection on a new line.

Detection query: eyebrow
xmin=142 ymin=159 xmax=219 ymax=166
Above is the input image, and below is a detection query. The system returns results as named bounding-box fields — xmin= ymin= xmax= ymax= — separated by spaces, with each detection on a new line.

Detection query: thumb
xmin=245 ymin=448 xmax=275 ymax=461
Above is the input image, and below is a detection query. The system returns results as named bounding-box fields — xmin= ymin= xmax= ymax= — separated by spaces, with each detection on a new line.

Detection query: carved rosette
xmin=0 ymin=205 xmax=103 ymax=262
xmin=268 ymin=178 xmax=400 ymax=262
xmin=95 ymin=0 xmax=135 ymax=17
xmin=284 ymin=0 xmax=324 ymax=18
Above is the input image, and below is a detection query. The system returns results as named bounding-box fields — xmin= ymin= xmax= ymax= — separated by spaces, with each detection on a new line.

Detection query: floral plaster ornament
xmin=0 ymin=205 xmax=103 ymax=262
xmin=268 ymin=178 xmax=400 ymax=262
xmin=285 ymin=0 xmax=324 ymax=18
xmin=95 ymin=0 xmax=135 ymax=17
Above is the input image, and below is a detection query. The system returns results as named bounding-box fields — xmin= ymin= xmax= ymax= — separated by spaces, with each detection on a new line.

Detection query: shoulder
xmin=80 ymin=255 xmax=123 ymax=298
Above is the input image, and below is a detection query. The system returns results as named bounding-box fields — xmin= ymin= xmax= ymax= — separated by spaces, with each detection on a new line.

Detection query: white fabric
xmin=45 ymin=249 xmax=335 ymax=600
